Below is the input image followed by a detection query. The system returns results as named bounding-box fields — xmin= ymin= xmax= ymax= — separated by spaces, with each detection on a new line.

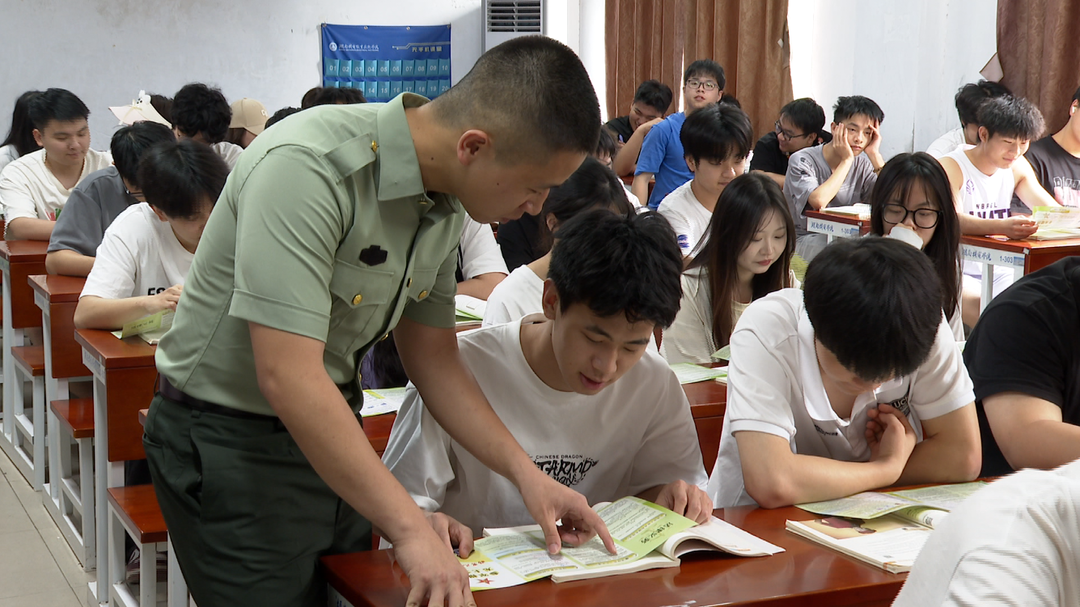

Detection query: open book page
xmin=359 ymin=387 xmax=408 ymax=417
xmin=465 ymin=497 xmax=695 ymax=590
xmin=885 ymin=481 xmax=987 ymax=511
xmin=797 ymin=481 xmax=988 ymax=521
xmin=669 ymin=363 xmax=728 ymax=385
xmin=111 ymin=310 xmax=174 ymax=344
xmin=455 ymin=293 xmax=486 ymax=322
xmin=786 ymin=515 xmax=931 ymax=573
xmin=659 ymin=516 xmax=784 ymax=559
xmin=1029 ymin=206 xmax=1080 ymax=239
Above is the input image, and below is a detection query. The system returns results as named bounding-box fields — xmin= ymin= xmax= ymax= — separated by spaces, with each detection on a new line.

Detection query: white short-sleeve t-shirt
xmin=657 ymin=180 xmax=712 ymax=256
xmin=707 ymin=289 xmax=975 ymax=508
xmin=80 ymin=203 xmax=194 ymax=301
xmin=459 ymin=216 xmax=508 ymax=280
xmin=382 ymin=318 xmax=708 ymax=534
xmin=482 ymin=264 xmax=544 ymax=327
xmin=0 ymin=148 xmax=112 ymax=228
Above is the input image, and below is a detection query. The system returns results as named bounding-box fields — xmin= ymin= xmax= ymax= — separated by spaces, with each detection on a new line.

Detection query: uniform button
xmin=406 ymin=277 xmax=413 ymax=288
xmin=380 ymin=333 xmax=390 ymax=341
xmin=371 ymin=140 xmax=378 ymax=153
xmin=418 ymin=290 xmax=429 ymax=300
xmin=352 ymin=294 xmax=363 ymax=305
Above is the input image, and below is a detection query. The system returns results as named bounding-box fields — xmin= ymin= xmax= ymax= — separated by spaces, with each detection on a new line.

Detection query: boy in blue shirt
xmin=632 ymin=60 xmax=725 ymax=209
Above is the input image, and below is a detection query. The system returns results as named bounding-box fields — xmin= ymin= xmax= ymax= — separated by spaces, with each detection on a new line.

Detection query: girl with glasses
xmin=870 ymin=152 xmax=964 ymax=340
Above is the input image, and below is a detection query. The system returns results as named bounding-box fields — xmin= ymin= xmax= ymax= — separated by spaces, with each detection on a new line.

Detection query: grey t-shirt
xmin=48 ymin=166 xmax=136 ymax=256
xmin=784 ymin=146 xmax=877 ymax=236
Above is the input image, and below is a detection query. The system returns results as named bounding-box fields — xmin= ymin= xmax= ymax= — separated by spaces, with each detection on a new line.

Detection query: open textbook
xmin=668 ymin=362 xmax=728 ymax=385
xmin=460 ymin=496 xmax=782 ymax=591
xmin=786 ymin=481 xmax=987 ymax=573
xmin=822 ymin=203 xmax=871 ymax=218
xmin=455 ymin=293 xmax=486 ymax=323
xmin=110 ymin=310 xmax=173 ymax=345
xmin=1029 ymin=206 xmax=1080 ymax=240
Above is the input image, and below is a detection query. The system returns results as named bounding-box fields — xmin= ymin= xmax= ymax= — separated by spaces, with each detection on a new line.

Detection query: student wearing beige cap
xmin=228 ymin=97 xmax=268 ymax=148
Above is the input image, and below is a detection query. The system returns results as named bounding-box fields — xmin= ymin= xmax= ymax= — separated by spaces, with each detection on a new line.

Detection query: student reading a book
xmin=939 ymin=95 xmax=1060 ymax=320
xmin=1010 ymin=84 xmax=1080 ymax=211
xmin=894 ymin=459 xmax=1080 ymax=606
xmin=46 ymin=121 xmax=175 ymax=277
xmin=607 ymin=79 xmax=672 ymax=170
xmin=0 ymin=88 xmax=112 ymax=240
xmin=708 ymin=237 xmax=981 ymax=509
xmin=170 ymin=82 xmax=243 ymax=170
xmin=962 ymin=258 xmax=1080 ymax=477
xmin=785 ymin=95 xmax=885 ymax=262
xmin=484 ymin=157 xmax=634 ymax=326
xmin=660 ymin=173 xmax=797 ymax=364
xmin=73 ymin=139 xmax=227 ymax=330
xmin=383 ymin=210 xmax=711 ymax=543
xmin=657 ymin=102 xmax=753 ymax=256
xmin=146 ymin=37 xmax=618 ymax=607
xmin=868 ymin=153 xmax=964 ymax=341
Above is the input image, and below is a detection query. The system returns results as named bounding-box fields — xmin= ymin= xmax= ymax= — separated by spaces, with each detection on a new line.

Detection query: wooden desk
xmin=959 ymin=234 xmax=1080 ymax=310
xmin=363 ymin=380 xmax=727 ymax=470
xmin=0 ymin=241 xmax=48 ymax=464
xmin=323 ymin=503 xmax=905 ymax=607
xmin=29 ymin=274 xmax=90 ymax=402
xmin=75 ymin=328 xmax=157 ymax=604
xmin=804 ymin=209 xmax=871 ymax=241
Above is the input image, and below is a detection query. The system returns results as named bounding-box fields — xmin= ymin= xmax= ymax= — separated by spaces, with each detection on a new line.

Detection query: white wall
xmin=789 ymin=0 xmax=997 ymax=157
xmin=0 ymin=0 xmax=486 ymax=147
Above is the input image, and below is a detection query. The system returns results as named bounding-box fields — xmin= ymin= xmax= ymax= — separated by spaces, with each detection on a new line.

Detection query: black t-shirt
xmin=604 ymin=115 xmax=634 ymax=145
xmin=749 ymin=131 xmax=832 ymax=176
xmin=749 ymin=132 xmax=788 ymax=175
xmin=1011 ymin=135 xmax=1080 ymax=214
xmin=496 ymin=213 xmax=543 ymax=271
xmin=963 ymin=257 xmax=1080 ymax=476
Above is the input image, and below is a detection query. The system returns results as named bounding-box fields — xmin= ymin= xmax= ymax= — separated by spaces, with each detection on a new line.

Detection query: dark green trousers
xmin=143 ymin=394 xmax=372 ymax=607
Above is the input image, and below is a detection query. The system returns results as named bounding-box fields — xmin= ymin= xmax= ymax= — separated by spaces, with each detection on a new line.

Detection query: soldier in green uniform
xmin=143 ymin=36 xmax=614 ymax=607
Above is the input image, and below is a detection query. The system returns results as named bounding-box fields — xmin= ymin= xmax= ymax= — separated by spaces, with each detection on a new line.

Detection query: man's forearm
xmin=6 ymin=217 xmax=55 ymax=241
xmin=806 ymin=161 xmax=852 ymax=211
xmin=631 ymin=174 xmax=652 ymax=207
xmin=74 ymin=295 xmax=156 ymax=330
xmin=957 ymin=213 xmax=1010 ymax=236
xmin=456 ymin=272 xmax=505 ymax=301
xmin=45 ymin=249 xmax=95 ymax=277
xmin=613 ymin=128 xmax=648 ymax=176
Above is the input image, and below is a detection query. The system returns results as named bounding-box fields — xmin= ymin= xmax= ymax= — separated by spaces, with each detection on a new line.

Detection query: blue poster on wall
xmin=321 ymin=24 xmax=451 ymax=102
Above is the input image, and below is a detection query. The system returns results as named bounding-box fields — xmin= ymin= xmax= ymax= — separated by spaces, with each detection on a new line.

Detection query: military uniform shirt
xmin=156 ymin=94 xmax=464 ymax=415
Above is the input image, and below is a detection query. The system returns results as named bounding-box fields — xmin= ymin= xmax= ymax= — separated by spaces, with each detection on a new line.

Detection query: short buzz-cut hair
xmin=977 ymin=96 xmax=1045 ymax=141
xmin=138 ymin=139 xmax=229 ymax=220
xmin=110 ymin=122 xmax=175 ymax=187
xmin=548 ymin=210 xmax=683 ymax=329
xmin=171 ymin=83 xmax=232 ymax=143
xmin=680 ymin=102 xmax=753 ymax=164
xmin=804 ymin=237 xmax=942 ymax=382
xmin=955 ymin=80 xmax=1012 ymax=127
xmin=833 ymin=95 xmax=884 ymax=125
xmin=780 ymin=98 xmax=826 ymax=136
xmin=683 ymin=59 xmax=726 ymax=91
xmin=633 ymin=80 xmax=673 ymax=114
xmin=27 ymin=88 xmax=89 ymax=131
xmin=430 ymin=35 xmax=600 ymax=163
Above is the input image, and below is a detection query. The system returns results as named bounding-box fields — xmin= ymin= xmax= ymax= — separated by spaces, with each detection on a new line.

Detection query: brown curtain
xmin=684 ymin=0 xmax=791 ymax=142
xmin=997 ymin=0 xmax=1080 ymax=135
xmin=605 ymin=0 xmax=687 ymax=121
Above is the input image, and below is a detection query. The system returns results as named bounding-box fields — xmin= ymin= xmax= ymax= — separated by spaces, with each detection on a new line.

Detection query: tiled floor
xmin=0 ymin=446 xmax=88 ymax=607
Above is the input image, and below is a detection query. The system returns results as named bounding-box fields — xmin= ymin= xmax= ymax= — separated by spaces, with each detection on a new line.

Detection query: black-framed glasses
xmin=774 ymin=120 xmax=810 ymax=141
xmin=686 ymin=79 xmax=718 ymax=91
xmin=882 ymin=204 xmax=941 ymax=229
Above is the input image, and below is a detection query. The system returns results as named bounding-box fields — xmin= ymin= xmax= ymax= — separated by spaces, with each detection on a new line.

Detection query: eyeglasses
xmin=124 ymin=186 xmax=145 ymax=202
xmin=685 ymin=79 xmax=718 ymax=91
xmin=774 ymin=120 xmax=810 ymax=141
xmin=882 ymin=204 xmax=941 ymax=229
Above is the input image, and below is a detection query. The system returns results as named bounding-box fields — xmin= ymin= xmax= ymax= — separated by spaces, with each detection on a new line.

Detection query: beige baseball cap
xmin=229 ymin=98 xmax=269 ymax=135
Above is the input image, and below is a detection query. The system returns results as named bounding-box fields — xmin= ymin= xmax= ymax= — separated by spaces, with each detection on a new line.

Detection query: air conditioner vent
xmin=487 ymin=1 xmax=543 ymax=32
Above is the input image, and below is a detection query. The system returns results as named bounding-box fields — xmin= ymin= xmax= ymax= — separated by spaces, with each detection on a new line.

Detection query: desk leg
xmin=980 ymin=261 xmax=994 ymax=313
xmin=92 ymin=368 xmax=109 ymax=606
xmin=1 ymin=272 xmax=24 ymax=455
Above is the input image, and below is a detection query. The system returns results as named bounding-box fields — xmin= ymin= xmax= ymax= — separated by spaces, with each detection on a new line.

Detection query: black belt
xmin=158 ymin=376 xmax=280 ymax=422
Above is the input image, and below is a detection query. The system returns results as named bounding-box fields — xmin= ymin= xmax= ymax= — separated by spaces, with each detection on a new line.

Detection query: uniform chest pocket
xmin=406 ymin=268 xmax=438 ymax=302
xmin=326 ymin=262 xmax=397 ymax=356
